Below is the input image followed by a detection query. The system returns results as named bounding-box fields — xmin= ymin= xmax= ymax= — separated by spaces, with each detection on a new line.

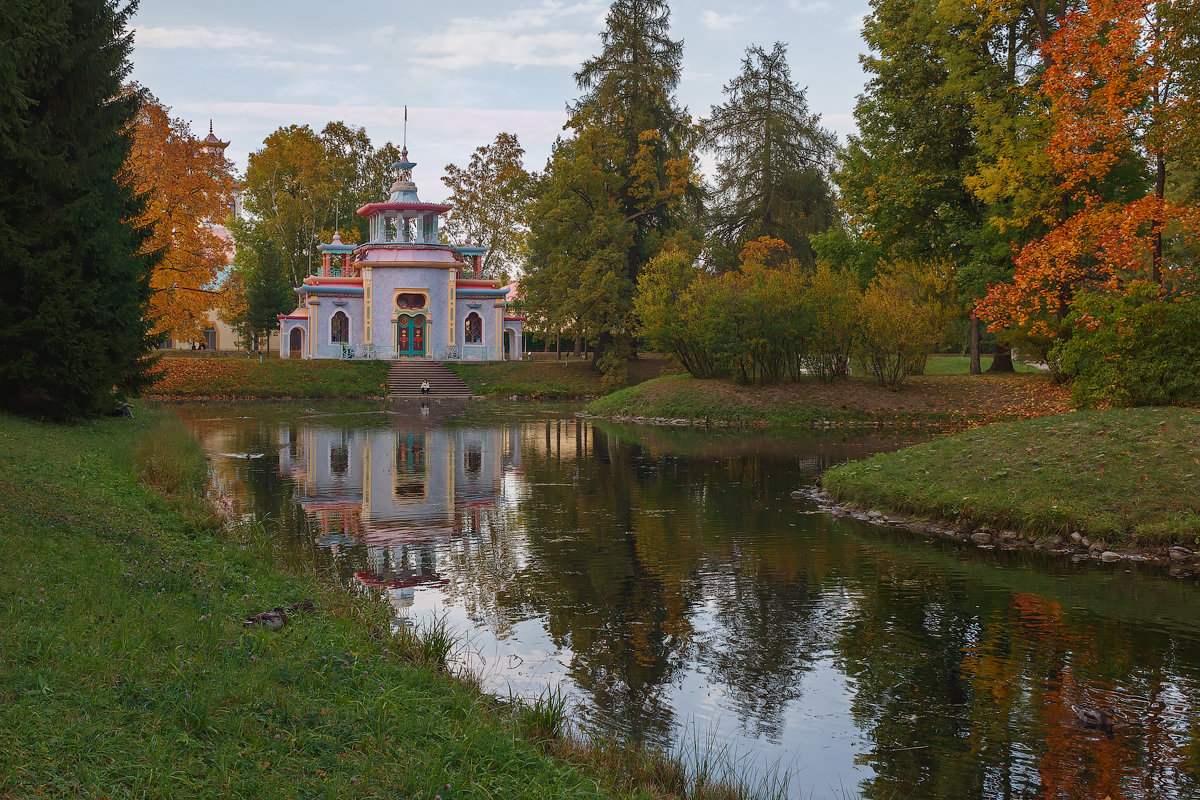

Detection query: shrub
xmin=856 ymin=260 xmax=954 ymax=389
xmin=803 ymin=263 xmax=860 ymax=382
xmin=1054 ymin=285 xmax=1200 ymax=407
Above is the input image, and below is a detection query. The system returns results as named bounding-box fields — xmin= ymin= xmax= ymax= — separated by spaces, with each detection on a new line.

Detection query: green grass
xmin=446 ymin=360 xmax=612 ymax=398
xmin=0 ymin=410 xmax=629 ymax=799
xmin=586 ymin=372 xmax=1069 ymax=428
xmin=151 ymin=356 xmax=390 ymax=399
xmin=586 ymin=376 xmax=845 ymax=426
xmin=920 ymin=354 xmax=1041 ymax=375
xmin=822 ymin=407 xmax=1200 ymax=547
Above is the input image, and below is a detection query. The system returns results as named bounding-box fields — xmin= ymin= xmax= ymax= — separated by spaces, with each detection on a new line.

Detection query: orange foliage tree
xmin=122 ymin=89 xmax=237 ymax=342
xmin=976 ymin=0 xmax=1200 ymax=346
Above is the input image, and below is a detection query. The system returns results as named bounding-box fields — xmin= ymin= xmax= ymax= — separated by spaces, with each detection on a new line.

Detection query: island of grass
xmin=587 ymin=371 xmax=1071 ymax=428
xmin=150 ymin=355 xmax=390 ymax=399
xmin=0 ymin=411 xmax=735 ymax=799
xmin=821 ymin=407 xmax=1200 ymax=550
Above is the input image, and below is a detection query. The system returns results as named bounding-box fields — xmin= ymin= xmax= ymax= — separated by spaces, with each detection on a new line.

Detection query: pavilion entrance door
xmin=395 ymin=314 xmax=427 ymax=358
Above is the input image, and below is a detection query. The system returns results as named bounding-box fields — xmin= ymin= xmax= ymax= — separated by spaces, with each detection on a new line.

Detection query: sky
xmin=128 ymin=0 xmax=874 ymax=194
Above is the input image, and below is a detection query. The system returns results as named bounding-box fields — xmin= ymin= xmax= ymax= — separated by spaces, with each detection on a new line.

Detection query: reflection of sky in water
xmin=176 ymin=403 xmax=1200 ymax=800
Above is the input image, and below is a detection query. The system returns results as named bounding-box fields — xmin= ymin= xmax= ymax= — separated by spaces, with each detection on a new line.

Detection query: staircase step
xmin=387 ymin=361 xmax=473 ymax=397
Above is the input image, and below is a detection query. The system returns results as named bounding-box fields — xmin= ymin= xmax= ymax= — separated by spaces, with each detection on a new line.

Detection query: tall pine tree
xmin=701 ymin=42 xmax=837 ymax=268
xmin=0 ymin=0 xmax=157 ymax=418
xmin=571 ymin=0 xmax=694 ymax=278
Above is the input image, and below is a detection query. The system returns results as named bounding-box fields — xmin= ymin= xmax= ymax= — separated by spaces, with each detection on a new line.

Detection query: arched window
xmin=330 ymin=310 xmax=349 ymax=344
xmin=464 ymin=312 xmax=483 ymax=344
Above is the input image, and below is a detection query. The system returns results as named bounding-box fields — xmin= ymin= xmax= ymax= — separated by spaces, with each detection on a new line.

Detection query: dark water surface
xmin=169 ymin=401 xmax=1200 ymax=800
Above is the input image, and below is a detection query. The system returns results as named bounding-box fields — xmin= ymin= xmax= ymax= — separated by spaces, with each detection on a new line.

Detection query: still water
xmin=170 ymin=401 xmax=1200 ymax=800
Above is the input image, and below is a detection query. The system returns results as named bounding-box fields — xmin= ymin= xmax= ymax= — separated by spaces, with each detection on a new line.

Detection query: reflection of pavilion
xmin=278 ymin=420 xmax=522 ymax=599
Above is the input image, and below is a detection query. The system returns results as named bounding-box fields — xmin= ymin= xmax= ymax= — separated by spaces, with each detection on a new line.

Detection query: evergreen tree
xmin=834 ymin=0 xmax=991 ymax=368
xmin=0 ymin=0 xmax=157 ymax=418
xmin=702 ymin=42 xmax=838 ymax=268
xmin=571 ymin=0 xmax=694 ymax=276
xmin=524 ymin=0 xmax=696 ymax=373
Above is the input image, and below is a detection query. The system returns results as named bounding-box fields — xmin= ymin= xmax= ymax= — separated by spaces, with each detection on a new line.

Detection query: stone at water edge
xmin=1070 ymin=531 xmax=1083 ymax=544
xmin=1169 ymin=546 xmax=1194 ymax=562
xmin=970 ymin=531 xmax=993 ymax=545
xmin=1100 ymin=551 xmax=1122 ymax=563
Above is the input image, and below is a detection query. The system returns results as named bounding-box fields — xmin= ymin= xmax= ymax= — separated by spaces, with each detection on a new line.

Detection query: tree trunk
xmin=1152 ymin=149 xmax=1165 ymax=283
xmin=969 ymin=318 xmax=982 ymax=375
xmin=573 ymin=334 xmax=584 ymax=358
xmin=556 ymin=332 xmax=561 ymax=360
xmin=987 ymin=349 xmax=1015 ymax=373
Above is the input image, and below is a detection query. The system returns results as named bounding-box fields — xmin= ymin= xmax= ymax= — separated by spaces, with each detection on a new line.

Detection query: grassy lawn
xmin=822 ymin=408 xmax=1200 ymax=548
xmin=446 ymin=356 xmax=678 ymax=399
xmin=921 ymin=354 xmax=1042 ymax=375
xmin=587 ymin=372 xmax=1072 ymax=427
xmin=150 ymin=356 xmax=389 ymax=399
xmin=0 ymin=411 xmax=678 ymax=799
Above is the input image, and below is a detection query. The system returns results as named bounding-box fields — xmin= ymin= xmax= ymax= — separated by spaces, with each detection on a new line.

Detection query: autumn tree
xmin=440 ymin=132 xmax=534 ymax=280
xmin=123 ymin=91 xmax=237 ymax=343
xmin=523 ymin=121 xmax=638 ymax=380
xmin=975 ymin=0 xmax=1200 ymax=355
xmin=0 ymin=0 xmax=158 ymax=418
xmin=241 ymin=122 xmax=399 ymax=287
xmin=701 ymin=42 xmax=837 ymax=268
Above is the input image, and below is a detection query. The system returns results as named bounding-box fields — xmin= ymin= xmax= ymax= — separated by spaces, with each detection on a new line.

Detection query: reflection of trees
xmin=178 ymin=406 xmax=1200 ymax=800
xmin=834 ymin=555 xmax=1200 ymax=800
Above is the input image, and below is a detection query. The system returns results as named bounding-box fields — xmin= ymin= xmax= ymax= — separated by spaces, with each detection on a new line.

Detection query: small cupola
xmin=388 ymin=148 xmax=421 ymax=203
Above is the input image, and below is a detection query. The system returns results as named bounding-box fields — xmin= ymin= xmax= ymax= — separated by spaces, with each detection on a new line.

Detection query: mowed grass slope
xmin=822 ymin=408 xmax=1200 ymax=547
xmin=150 ymin=356 xmax=389 ymax=398
xmin=0 ymin=411 xmax=630 ymax=799
xmin=587 ymin=373 xmax=1071 ymax=427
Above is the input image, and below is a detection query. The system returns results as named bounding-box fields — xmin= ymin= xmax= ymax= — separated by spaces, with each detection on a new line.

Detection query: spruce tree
xmin=0 ymin=0 xmax=156 ymax=418
xmin=571 ymin=0 xmax=694 ymax=276
xmin=702 ymin=42 xmax=837 ymax=268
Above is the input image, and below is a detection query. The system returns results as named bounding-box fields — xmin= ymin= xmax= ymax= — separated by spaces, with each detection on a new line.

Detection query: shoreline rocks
xmin=791 ymin=485 xmax=1198 ymax=578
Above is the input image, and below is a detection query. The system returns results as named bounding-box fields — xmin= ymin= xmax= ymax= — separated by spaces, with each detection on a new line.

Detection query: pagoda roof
xmin=357 ymin=201 xmax=452 ymax=217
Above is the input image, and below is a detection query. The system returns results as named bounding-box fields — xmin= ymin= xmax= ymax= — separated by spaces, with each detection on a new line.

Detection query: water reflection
xmin=172 ymin=403 xmax=1200 ymax=800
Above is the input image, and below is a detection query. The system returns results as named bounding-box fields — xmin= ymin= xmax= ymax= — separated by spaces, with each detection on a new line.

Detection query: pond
xmin=169 ymin=401 xmax=1200 ymax=800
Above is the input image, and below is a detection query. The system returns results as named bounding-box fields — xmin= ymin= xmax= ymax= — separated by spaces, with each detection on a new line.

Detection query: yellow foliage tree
xmin=122 ymin=89 xmax=237 ymax=342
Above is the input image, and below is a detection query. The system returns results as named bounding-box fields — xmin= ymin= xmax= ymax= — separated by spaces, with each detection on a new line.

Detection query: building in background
xmin=278 ymin=145 xmax=523 ymax=361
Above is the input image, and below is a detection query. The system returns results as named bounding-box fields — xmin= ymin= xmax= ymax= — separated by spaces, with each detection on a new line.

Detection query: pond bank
xmin=817 ymin=407 xmax=1200 ymax=567
xmin=148 ymin=356 xmax=678 ymax=402
xmin=585 ymin=373 xmax=1073 ymax=428
xmin=0 ymin=410 xmax=749 ymax=800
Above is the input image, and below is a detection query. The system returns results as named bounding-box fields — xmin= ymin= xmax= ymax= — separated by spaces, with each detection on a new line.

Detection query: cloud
xmin=135 ymin=25 xmax=277 ymax=51
xmin=842 ymin=13 xmax=868 ymax=33
xmin=788 ymin=1 xmax=831 ymax=12
xmin=179 ymin=101 xmax=570 ymax=183
xmin=402 ymin=1 xmax=608 ymax=70
xmin=233 ymin=55 xmax=370 ymax=76
xmin=134 ymin=25 xmax=344 ymax=56
xmin=701 ymin=10 xmax=746 ymax=31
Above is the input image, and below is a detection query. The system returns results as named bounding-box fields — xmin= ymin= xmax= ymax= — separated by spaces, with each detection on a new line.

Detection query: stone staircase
xmin=387 ymin=361 xmax=472 ymax=398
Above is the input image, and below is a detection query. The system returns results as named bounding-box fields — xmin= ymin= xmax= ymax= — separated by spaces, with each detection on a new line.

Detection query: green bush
xmin=856 ymin=259 xmax=955 ymax=389
xmin=1054 ymin=285 xmax=1200 ymax=407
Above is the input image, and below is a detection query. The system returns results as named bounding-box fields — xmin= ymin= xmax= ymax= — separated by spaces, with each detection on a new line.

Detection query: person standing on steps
xmin=420 ymin=379 xmax=430 ymax=395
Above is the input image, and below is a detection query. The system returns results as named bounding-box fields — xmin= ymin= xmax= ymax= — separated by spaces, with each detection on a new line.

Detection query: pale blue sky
xmin=129 ymin=0 xmax=872 ymax=191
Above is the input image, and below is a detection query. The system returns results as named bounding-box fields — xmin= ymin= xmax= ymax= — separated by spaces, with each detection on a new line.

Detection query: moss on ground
xmin=822 ymin=408 xmax=1200 ymax=547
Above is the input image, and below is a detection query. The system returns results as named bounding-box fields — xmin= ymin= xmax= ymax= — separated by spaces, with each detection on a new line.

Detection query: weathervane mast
xmin=403 ymin=105 xmax=408 ymax=150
